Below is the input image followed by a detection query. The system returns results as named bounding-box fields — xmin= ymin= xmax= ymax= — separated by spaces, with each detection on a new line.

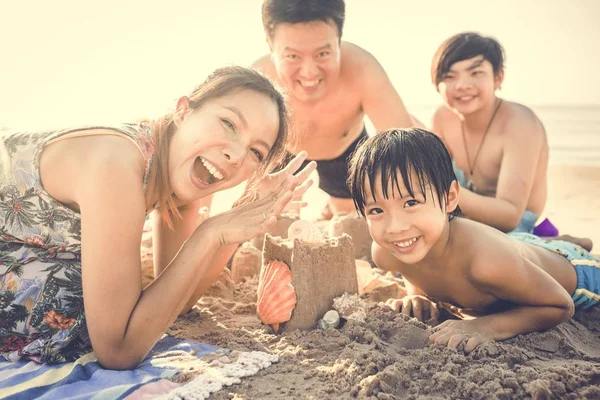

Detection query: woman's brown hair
xmin=148 ymin=66 xmax=291 ymax=229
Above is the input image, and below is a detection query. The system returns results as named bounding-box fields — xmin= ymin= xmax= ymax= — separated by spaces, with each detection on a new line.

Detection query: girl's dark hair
xmin=348 ymin=128 xmax=461 ymax=219
xmin=262 ymin=0 xmax=345 ymax=39
xmin=431 ymin=32 xmax=505 ymax=86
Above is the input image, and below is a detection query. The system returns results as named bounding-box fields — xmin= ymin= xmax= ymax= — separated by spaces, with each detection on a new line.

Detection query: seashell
xmin=257 ymin=260 xmax=297 ymax=333
xmin=287 ymin=220 xmax=325 ymax=244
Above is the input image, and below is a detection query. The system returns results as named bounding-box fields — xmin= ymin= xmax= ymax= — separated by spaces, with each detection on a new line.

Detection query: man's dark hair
xmin=431 ymin=32 xmax=505 ymax=86
xmin=348 ymin=128 xmax=462 ymax=219
xmin=262 ymin=0 xmax=345 ymax=39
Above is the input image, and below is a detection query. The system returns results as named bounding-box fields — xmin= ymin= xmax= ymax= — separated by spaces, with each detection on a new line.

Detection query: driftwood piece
xmin=262 ymin=233 xmax=358 ymax=331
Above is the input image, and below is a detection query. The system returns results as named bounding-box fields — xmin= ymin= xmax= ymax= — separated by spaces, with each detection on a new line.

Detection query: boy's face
xmin=363 ymin=170 xmax=458 ymax=265
xmin=268 ymin=19 xmax=341 ymax=103
xmin=437 ymin=55 xmax=503 ymax=116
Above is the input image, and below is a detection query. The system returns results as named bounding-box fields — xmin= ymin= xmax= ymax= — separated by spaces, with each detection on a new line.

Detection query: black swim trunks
xmin=300 ymin=127 xmax=368 ymax=199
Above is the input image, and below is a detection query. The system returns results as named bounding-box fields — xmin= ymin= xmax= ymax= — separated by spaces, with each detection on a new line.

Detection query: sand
xmin=141 ymin=164 xmax=600 ymax=399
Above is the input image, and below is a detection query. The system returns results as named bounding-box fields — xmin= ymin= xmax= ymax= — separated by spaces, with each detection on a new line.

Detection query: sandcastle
xmin=328 ymin=212 xmax=373 ymax=261
xmin=249 ymin=212 xmax=299 ymax=251
xmin=231 ymin=213 xmax=300 ymax=283
xmin=257 ymin=220 xmax=359 ymax=332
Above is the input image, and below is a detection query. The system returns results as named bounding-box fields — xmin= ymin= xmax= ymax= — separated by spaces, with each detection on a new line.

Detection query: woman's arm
xmin=151 ymin=198 xmax=238 ymax=314
xmin=73 ymin=139 xmax=292 ymax=369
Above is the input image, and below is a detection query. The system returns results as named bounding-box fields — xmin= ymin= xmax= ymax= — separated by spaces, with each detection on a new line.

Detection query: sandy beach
xmin=141 ymin=164 xmax=600 ymax=399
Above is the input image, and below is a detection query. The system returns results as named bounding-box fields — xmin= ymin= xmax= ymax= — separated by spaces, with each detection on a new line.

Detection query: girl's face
xmin=168 ymin=89 xmax=280 ymax=203
xmin=364 ymin=170 xmax=459 ymax=264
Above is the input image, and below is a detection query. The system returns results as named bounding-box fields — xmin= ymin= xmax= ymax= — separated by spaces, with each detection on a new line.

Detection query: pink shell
xmin=287 ymin=220 xmax=324 ymax=244
xmin=257 ymin=260 xmax=297 ymax=328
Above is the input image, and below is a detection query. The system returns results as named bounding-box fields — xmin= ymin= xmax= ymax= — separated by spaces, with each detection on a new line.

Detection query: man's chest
xmin=290 ymin=93 xmax=364 ymax=140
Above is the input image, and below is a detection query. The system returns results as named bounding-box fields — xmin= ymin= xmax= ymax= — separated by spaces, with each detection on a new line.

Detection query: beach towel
xmin=0 ymin=335 xmax=278 ymax=400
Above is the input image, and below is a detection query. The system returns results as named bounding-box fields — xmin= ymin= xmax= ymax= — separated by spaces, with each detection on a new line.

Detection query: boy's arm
xmin=431 ymin=249 xmax=574 ymax=352
xmin=458 ymin=112 xmax=546 ymax=232
xmin=357 ymin=47 xmax=413 ymax=131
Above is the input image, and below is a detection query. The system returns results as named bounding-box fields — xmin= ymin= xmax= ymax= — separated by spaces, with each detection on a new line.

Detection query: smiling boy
xmin=348 ymin=128 xmax=598 ymax=353
xmin=253 ymin=0 xmax=415 ymax=216
xmin=431 ymin=32 xmax=548 ymax=233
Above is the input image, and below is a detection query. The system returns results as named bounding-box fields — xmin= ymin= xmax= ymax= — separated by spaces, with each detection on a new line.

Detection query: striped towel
xmin=0 ymin=335 xmax=277 ymax=400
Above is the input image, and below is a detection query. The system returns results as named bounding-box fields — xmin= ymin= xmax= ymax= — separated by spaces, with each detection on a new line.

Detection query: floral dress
xmin=0 ymin=123 xmax=155 ymax=363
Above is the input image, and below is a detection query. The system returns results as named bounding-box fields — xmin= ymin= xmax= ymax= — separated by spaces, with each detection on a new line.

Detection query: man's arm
xmin=459 ymin=111 xmax=546 ymax=231
xmin=356 ymin=46 xmax=412 ymax=131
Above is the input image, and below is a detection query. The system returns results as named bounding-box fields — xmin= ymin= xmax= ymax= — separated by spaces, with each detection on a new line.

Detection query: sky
xmin=1 ymin=0 xmax=598 ymax=127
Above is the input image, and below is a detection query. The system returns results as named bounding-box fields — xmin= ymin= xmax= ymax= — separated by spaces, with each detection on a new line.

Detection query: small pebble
xmin=323 ymin=310 xmax=340 ymax=327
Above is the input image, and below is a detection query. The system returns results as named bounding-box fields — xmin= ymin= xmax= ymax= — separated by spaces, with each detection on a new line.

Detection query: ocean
xmin=1 ymin=105 xmax=598 ymax=167
xmin=409 ymin=104 xmax=600 ymax=167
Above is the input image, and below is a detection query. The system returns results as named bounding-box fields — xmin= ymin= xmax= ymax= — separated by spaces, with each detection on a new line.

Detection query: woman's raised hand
xmin=256 ymin=151 xmax=317 ymax=213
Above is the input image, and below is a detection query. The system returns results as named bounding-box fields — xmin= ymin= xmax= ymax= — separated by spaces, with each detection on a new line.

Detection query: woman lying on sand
xmin=0 ymin=66 xmax=315 ymax=369
xmin=348 ymin=128 xmax=598 ymax=353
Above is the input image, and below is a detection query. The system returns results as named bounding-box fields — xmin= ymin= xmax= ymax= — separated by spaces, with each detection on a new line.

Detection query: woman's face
xmin=168 ymin=89 xmax=280 ymax=203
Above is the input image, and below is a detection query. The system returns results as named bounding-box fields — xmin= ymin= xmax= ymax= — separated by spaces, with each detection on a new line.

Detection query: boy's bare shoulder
xmin=463 ymin=224 xmax=521 ymax=287
xmin=371 ymin=241 xmax=403 ymax=272
xmin=432 ymin=105 xmax=458 ymax=125
xmin=501 ymin=101 xmax=546 ymax=136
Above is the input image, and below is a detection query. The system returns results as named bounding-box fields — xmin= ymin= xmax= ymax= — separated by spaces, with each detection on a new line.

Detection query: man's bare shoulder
xmin=340 ymin=41 xmax=385 ymax=77
xmin=252 ymin=54 xmax=276 ymax=77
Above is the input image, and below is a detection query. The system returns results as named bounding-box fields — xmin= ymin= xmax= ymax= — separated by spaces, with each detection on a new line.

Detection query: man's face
xmin=437 ymin=56 xmax=503 ymax=116
xmin=269 ymin=19 xmax=341 ymax=103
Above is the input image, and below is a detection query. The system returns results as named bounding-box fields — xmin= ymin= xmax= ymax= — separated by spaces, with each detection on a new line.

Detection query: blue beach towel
xmin=0 ymin=335 xmax=278 ymax=399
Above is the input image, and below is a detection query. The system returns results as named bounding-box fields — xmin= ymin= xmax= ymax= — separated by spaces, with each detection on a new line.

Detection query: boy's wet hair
xmin=348 ymin=128 xmax=461 ymax=219
xmin=262 ymin=0 xmax=345 ymax=40
xmin=431 ymin=32 xmax=505 ymax=86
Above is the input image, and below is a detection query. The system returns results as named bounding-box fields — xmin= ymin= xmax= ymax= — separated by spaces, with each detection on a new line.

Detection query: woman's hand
xmin=200 ymin=175 xmax=300 ymax=246
xmin=245 ymin=151 xmax=317 ymax=213
xmin=386 ymin=295 xmax=439 ymax=322
xmin=428 ymin=319 xmax=492 ymax=353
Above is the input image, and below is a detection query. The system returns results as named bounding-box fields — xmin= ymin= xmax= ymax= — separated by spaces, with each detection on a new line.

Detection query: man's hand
xmin=428 ymin=319 xmax=493 ymax=353
xmin=386 ymin=295 xmax=439 ymax=322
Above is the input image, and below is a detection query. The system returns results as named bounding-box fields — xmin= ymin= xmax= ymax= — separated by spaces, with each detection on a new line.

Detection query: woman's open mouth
xmin=192 ymin=156 xmax=224 ymax=186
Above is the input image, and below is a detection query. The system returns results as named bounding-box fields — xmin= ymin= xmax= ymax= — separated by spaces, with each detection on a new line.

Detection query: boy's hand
xmin=386 ymin=295 xmax=439 ymax=322
xmin=429 ymin=319 xmax=492 ymax=353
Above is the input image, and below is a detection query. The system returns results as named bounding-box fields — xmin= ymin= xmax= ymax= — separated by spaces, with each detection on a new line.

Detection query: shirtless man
xmin=431 ymin=32 xmax=548 ymax=233
xmin=254 ymin=0 xmax=414 ymax=215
